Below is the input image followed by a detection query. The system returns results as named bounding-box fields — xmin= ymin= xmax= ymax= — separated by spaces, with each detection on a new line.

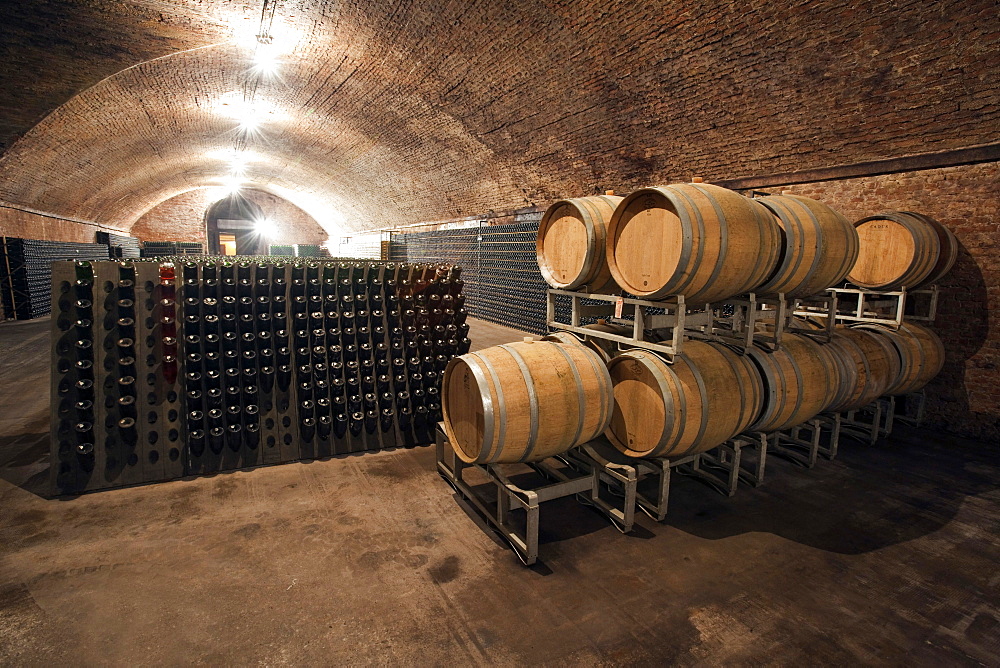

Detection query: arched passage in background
xmin=205 ymin=195 xmax=265 ymax=255
xmin=129 ymin=188 xmax=328 ymax=251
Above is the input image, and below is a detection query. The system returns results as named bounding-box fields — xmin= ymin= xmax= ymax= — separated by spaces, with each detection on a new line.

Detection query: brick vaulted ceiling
xmin=0 ymin=0 xmax=997 ymax=238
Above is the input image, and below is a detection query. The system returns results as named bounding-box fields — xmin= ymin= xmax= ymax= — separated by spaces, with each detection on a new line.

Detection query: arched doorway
xmin=205 ymin=195 xmax=266 ymax=255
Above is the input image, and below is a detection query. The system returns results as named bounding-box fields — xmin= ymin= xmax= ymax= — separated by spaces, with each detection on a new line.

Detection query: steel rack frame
xmin=884 ymin=390 xmax=927 ymax=432
xmin=838 ymin=398 xmax=894 ymax=445
xmin=574 ymin=436 xmax=767 ymax=523
xmin=696 ymin=434 xmax=769 ymax=494
xmin=546 ymin=289 xmax=832 ymax=360
xmin=559 ymin=441 xmax=637 ymax=533
xmin=435 ymin=424 xmax=633 ymax=566
xmin=794 ymin=285 xmax=939 ymax=329
xmin=788 ymin=292 xmax=839 ymax=343
xmin=767 ymin=415 xmax=842 ymax=468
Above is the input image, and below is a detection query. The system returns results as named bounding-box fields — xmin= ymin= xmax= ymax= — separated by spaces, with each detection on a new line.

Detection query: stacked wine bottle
xmin=50 ymin=258 xmax=469 ymax=495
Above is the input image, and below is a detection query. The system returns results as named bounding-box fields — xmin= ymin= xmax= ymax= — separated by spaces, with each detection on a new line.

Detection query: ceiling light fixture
xmin=220 ymin=176 xmax=244 ymax=195
xmin=251 ymin=43 xmax=281 ymax=76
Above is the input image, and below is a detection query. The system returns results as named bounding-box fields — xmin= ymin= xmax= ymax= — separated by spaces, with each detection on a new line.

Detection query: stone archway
xmin=205 ymin=195 xmax=266 ymax=255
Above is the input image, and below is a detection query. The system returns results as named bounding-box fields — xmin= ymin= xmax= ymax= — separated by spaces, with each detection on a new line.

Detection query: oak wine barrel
xmin=606 ymin=341 xmax=763 ymax=458
xmin=536 ymin=194 xmax=623 ymax=292
xmin=442 ymin=340 xmax=613 ymax=464
xmin=754 ymin=194 xmax=859 ymax=298
xmin=852 ymin=322 xmax=945 ymax=395
xmin=745 ymin=333 xmax=839 ymax=432
xmin=821 ymin=326 xmax=900 ymax=413
xmin=606 ymin=183 xmax=781 ymax=303
xmin=847 ymin=211 xmax=958 ymax=290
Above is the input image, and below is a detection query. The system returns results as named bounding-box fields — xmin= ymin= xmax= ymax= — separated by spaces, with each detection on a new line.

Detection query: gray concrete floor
xmin=2 ymin=316 xmax=999 ymax=665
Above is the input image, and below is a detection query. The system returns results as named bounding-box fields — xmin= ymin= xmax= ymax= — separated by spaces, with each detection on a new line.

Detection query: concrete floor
xmin=2 ymin=316 xmax=999 ymax=665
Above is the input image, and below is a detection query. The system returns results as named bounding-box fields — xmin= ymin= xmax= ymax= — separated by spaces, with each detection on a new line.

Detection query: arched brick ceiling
xmin=0 ymin=0 xmax=997 ymax=237
xmin=0 ymin=0 xmax=229 ymax=152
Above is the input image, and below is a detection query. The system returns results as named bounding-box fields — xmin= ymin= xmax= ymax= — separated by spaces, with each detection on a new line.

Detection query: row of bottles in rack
xmin=50 ymin=258 xmax=469 ymax=495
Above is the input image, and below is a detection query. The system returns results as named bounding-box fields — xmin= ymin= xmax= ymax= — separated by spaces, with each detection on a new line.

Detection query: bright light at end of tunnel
xmin=255 ymin=218 xmax=278 ymax=237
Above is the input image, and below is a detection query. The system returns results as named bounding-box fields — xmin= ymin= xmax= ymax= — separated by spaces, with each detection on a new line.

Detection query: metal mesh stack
xmin=1 ymin=237 xmax=110 ymax=320
xmin=267 ymin=244 xmax=329 ymax=257
xmin=96 ymin=232 xmax=142 ymax=259
xmin=141 ymin=241 xmax=205 ymax=257
xmin=50 ymin=257 xmax=470 ymax=495
xmin=390 ymin=216 xmax=587 ymax=334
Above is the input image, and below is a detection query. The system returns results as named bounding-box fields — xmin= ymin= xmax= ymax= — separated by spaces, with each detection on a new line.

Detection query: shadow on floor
xmin=0 ymin=431 xmax=50 ymax=497
xmin=4 ymin=414 xmax=998 ymax=560
xmin=660 ymin=424 xmax=999 ymax=555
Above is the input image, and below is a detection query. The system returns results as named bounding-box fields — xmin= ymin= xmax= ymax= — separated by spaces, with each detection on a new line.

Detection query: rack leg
xmin=767 ymin=420 xmax=821 ymax=468
xmin=635 ymin=458 xmax=671 ymax=521
xmin=563 ymin=444 xmax=638 ymax=533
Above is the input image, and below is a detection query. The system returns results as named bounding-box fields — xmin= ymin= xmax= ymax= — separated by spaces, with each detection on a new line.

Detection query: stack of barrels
xmin=443 ymin=181 xmax=953 ymax=465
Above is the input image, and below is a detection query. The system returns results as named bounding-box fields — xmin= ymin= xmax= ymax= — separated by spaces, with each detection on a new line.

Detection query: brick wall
xmin=0 ymin=204 xmax=127 ymax=242
xmin=769 ymin=162 xmax=999 ymax=441
xmin=130 ymin=189 xmax=327 ymax=247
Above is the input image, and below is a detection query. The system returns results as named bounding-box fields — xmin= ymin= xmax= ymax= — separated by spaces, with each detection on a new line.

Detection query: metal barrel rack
xmin=546 ymin=288 xmax=840 ymax=361
xmin=575 ymin=435 xmax=768 ymax=523
xmin=794 ymin=285 xmax=939 ymax=329
xmin=885 ymin=390 xmax=927 ymax=431
xmin=435 ymin=424 xmax=635 ymax=566
xmin=768 ymin=416 xmax=842 ymax=468
xmin=837 ymin=397 xmax=894 ymax=445
xmin=436 ymin=417 xmax=779 ymax=566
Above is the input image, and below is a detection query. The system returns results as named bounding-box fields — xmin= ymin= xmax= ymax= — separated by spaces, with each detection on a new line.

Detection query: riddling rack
xmin=50 ymin=258 xmax=470 ymax=495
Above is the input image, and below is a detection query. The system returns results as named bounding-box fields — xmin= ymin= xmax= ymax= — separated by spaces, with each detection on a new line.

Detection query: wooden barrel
xmin=536 ymin=195 xmax=623 ymax=292
xmin=442 ymin=340 xmax=613 ymax=464
xmin=542 ymin=321 xmax=630 ymax=363
xmin=754 ymin=194 xmax=859 ymax=298
xmin=852 ymin=322 xmax=945 ymax=395
xmin=847 ymin=211 xmax=958 ymax=290
xmin=822 ymin=327 xmax=900 ymax=412
xmin=606 ymin=183 xmax=781 ymax=303
xmin=606 ymin=341 xmax=763 ymax=458
xmin=745 ymin=333 xmax=839 ymax=432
